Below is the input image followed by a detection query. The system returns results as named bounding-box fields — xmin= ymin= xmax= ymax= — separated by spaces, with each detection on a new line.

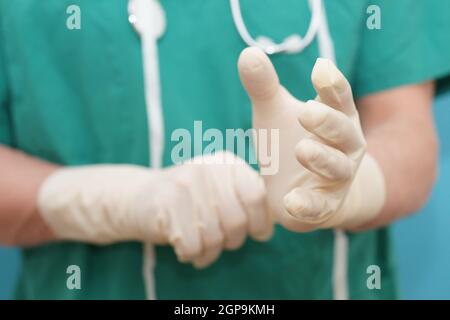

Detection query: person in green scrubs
xmin=0 ymin=0 xmax=449 ymax=299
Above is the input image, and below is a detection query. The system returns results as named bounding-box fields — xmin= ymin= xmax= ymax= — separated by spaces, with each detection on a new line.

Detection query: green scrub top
xmin=1 ymin=0 xmax=449 ymax=299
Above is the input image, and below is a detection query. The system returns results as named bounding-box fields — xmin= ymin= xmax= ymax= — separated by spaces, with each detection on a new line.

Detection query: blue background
xmin=1 ymin=94 xmax=449 ymax=300
xmin=392 ymin=92 xmax=450 ymax=299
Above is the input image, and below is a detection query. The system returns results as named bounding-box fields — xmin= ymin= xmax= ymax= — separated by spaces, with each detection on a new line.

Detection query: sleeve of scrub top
xmin=353 ymin=0 xmax=450 ymax=98
xmin=0 ymin=13 xmax=12 ymax=146
xmin=424 ymin=0 xmax=450 ymax=96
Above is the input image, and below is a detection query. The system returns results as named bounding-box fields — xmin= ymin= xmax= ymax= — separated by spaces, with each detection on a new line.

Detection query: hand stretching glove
xmin=38 ymin=151 xmax=273 ymax=268
xmin=238 ymin=47 xmax=386 ymax=232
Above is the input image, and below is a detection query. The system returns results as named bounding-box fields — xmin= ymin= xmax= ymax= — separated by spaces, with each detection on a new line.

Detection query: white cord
xmin=128 ymin=0 xmax=166 ymax=301
xmin=143 ymin=242 xmax=157 ymax=300
xmin=315 ymin=0 xmax=336 ymax=65
xmin=230 ymin=0 xmax=323 ymax=55
xmin=332 ymin=230 xmax=349 ymax=300
xmin=142 ymin=31 xmax=165 ymax=171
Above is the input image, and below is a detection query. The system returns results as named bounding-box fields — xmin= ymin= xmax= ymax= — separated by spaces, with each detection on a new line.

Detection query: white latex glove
xmin=38 ymin=151 xmax=272 ymax=268
xmin=238 ymin=47 xmax=386 ymax=232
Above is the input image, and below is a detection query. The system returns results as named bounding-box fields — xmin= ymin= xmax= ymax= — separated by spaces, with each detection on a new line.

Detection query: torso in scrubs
xmin=1 ymin=0 xmax=449 ymax=299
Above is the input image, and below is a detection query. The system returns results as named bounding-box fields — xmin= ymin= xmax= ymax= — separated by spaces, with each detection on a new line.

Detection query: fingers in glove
xmin=298 ymin=100 xmax=365 ymax=154
xmin=208 ymin=164 xmax=249 ymax=250
xmin=231 ymin=159 xmax=273 ymax=241
xmin=167 ymin=203 xmax=203 ymax=263
xmin=311 ymin=58 xmax=357 ymax=117
xmin=191 ymin=196 xmax=225 ymax=268
xmin=192 ymin=241 xmax=223 ymax=269
xmin=295 ymin=138 xmax=352 ymax=182
xmin=283 ymin=188 xmax=334 ymax=223
xmin=276 ymin=209 xmax=319 ymax=233
xmin=157 ymin=172 xmax=202 ymax=263
xmin=238 ymin=47 xmax=281 ymax=104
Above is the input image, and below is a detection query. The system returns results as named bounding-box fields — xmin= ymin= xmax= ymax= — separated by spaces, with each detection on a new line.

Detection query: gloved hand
xmin=238 ymin=47 xmax=386 ymax=232
xmin=38 ymin=151 xmax=273 ymax=268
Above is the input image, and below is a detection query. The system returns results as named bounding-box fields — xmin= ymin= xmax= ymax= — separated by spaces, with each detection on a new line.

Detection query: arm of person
xmin=0 ymin=145 xmax=58 ymax=246
xmin=355 ymin=81 xmax=437 ymax=230
xmin=0 ymin=146 xmax=273 ymax=268
xmin=238 ymin=47 xmax=438 ymax=232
